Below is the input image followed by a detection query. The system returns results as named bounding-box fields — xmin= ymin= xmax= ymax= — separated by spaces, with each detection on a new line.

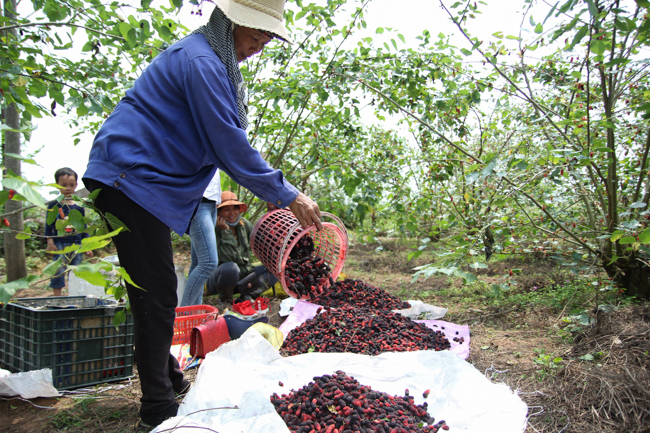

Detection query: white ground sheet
xmin=153 ymin=330 xmax=527 ymax=433
xmin=279 ymin=298 xmax=448 ymax=320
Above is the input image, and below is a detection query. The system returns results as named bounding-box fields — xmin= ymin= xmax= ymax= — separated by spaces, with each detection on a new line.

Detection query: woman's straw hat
xmin=214 ymin=0 xmax=292 ymax=43
xmin=217 ymin=191 xmax=249 ymax=212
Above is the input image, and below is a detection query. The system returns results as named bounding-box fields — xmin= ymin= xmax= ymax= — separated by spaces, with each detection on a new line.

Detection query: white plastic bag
xmin=0 ymin=369 xmax=60 ymax=399
xmin=395 ymin=299 xmax=448 ymax=319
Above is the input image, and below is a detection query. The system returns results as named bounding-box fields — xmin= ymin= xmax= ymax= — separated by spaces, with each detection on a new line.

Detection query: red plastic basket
xmin=173 ymin=305 xmax=218 ymax=345
xmin=250 ymin=210 xmax=348 ymax=300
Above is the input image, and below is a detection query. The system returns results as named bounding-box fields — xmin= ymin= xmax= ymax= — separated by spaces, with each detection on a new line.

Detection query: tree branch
xmin=632 ymin=126 xmax=650 ymax=205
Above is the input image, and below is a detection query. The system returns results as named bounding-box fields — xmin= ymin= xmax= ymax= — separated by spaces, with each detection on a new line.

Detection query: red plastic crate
xmin=173 ymin=305 xmax=218 ymax=345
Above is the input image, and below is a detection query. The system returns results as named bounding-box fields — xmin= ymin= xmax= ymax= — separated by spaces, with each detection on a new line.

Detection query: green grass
xmin=49 ymin=396 xmax=127 ymax=431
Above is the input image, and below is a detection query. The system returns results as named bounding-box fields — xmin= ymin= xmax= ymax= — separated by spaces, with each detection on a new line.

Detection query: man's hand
xmin=288 ymin=192 xmax=323 ymax=230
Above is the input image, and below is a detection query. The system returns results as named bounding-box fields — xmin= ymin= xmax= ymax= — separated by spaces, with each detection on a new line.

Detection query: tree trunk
xmin=604 ymin=255 xmax=650 ymax=299
xmin=2 ymin=0 xmax=27 ymax=282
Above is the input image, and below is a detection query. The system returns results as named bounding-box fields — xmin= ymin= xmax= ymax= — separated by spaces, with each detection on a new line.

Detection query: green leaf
xmin=82 ymin=40 xmax=94 ymax=52
xmin=2 ymin=178 xmax=45 ymax=209
xmin=0 ymin=277 xmax=37 ymax=304
xmin=570 ymin=25 xmax=589 ymax=48
xmin=43 ymin=258 xmax=63 ymax=277
xmin=117 ymin=267 xmax=142 ymax=289
xmin=118 ymin=22 xmax=132 ymax=40
xmin=104 ymin=213 xmax=130 ymax=232
xmin=605 ymin=58 xmax=630 ymax=67
xmin=619 ymin=236 xmax=636 ymax=244
xmin=0 ymin=191 xmax=9 ymax=210
xmin=460 ymin=48 xmax=472 ymax=56
xmin=585 ymin=0 xmax=599 ymax=18
xmin=591 ymin=39 xmax=606 ymax=55
xmin=46 ymin=206 xmax=58 ymax=225
xmin=113 ymin=310 xmax=127 ymax=328
xmin=76 ymin=228 xmax=121 ymax=253
xmin=52 ymin=243 xmax=82 ymax=255
xmin=559 ymin=0 xmax=576 ymax=13
xmin=67 ymin=209 xmax=85 ymax=232
xmin=88 ymin=188 xmax=101 ymax=200
xmin=74 ymin=269 xmax=108 ymax=287
xmin=466 ymin=171 xmax=480 ymax=184
xmin=534 ymin=23 xmax=543 ymax=34
xmin=159 ymin=24 xmax=172 ymax=41
xmin=630 ymin=202 xmax=647 ymax=209
xmin=454 ymin=269 xmax=478 ymax=283
xmin=480 ymin=160 xmax=497 ymax=177
xmin=638 ymin=228 xmax=650 ymax=244
xmin=607 ymin=254 xmax=620 ymax=265
xmin=376 ymin=27 xmax=384 ymax=34
xmin=77 ymin=237 xmax=110 ymax=253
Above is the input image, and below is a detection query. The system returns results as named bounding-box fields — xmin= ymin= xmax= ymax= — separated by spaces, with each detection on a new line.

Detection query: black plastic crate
xmin=0 ymin=296 xmax=134 ymax=390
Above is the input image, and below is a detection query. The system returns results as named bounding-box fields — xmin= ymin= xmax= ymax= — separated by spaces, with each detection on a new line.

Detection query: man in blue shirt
xmin=83 ymin=0 xmax=322 ymax=428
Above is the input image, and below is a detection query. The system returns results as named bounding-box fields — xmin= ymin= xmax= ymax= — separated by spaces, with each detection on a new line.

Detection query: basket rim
xmin=250 ymin=209 xmax=349 ymax=300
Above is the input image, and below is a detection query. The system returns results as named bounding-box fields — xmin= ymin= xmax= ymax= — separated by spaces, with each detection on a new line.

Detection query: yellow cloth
xmin=261 ymin=281 xmax=288 ymax=298
xmin=252 ymin=323 xmax=284 ymax=349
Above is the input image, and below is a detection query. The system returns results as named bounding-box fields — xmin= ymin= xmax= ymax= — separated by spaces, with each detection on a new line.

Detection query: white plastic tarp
xmin=278 ymin=300 xmax=471 ymax=359
xmin=0 ymin=368 xmax=60 ymax=399
xmin=153 ymin=330 xmax=527 ymax=433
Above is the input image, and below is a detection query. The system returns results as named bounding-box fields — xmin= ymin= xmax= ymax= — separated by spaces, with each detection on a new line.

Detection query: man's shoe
xmin=175 ymin=379 xmax=192 ymax=397
xmin=248 ymin=287 xmax=265 ymax=299
xmin=217 ymin=286 xmax=234 ymax=303
xmin=139 ymin=402 xmax=179 ymax=429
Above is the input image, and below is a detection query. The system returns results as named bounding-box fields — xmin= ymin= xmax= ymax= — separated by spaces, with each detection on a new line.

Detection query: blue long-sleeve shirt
xmin=83 ymin=34 xmax=298 ymax=235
